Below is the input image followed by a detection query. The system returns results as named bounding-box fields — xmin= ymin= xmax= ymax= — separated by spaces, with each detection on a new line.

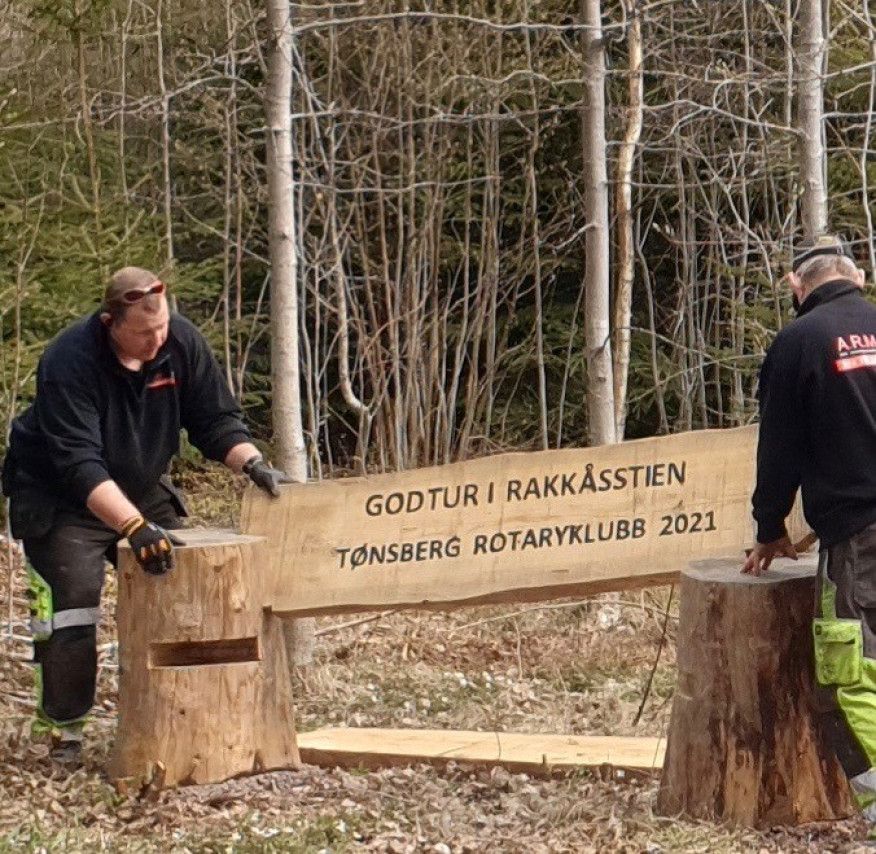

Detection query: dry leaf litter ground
xmin=0 ymin=471 xmax=870 ymax=853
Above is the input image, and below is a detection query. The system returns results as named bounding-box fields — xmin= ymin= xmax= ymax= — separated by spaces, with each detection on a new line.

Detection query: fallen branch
xmin=447 ymin=596 xmax=677 ymax=637
xmin=314 ymin=609 xmax=398 ymax=637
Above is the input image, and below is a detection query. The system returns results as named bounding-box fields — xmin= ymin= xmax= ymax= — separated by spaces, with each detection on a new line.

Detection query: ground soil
xmin=0 ymin=472 xmax=871 ymax=853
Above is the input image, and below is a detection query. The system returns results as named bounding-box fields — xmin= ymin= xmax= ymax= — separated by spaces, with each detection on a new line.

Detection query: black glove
xmin=122 ymin=515 xmax=179 ymax=575
xmin=243 ymin=455 xmax=293 ymax=497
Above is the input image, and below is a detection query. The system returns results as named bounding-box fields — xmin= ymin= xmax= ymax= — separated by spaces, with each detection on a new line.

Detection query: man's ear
xmin=787 ymin=271 xmax=805 ymax=303
xmin=855 ymin=267 xmax=866 ymax=289
xmin=100 ymin=312 xmax=113 ymax=326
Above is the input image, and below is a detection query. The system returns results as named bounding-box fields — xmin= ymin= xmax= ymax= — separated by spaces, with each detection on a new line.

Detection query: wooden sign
xmin=241 ymin=425 xmax=793 ymax=616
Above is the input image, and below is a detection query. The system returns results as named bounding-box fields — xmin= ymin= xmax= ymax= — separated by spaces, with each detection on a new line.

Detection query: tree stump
xmin=656 ymin=555 xmax=854 ymax=827
xmin=109 ymin=529 xmax=300 ymax=788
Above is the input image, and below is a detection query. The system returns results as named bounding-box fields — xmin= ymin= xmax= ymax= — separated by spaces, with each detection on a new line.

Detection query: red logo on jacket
xmin=835 ymin=335 xmax=876 ymax=373
xmin=147 ymin=374 xmax=177 ymax=390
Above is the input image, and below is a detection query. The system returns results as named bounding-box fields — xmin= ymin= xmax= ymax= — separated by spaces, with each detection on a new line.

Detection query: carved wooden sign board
xmin=241 ymin=424 xmax=788 ymax=616
xmin=112 ymin=425 xmax=815 ymax=792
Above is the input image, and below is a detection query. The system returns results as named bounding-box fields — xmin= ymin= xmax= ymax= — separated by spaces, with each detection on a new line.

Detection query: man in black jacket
xmin=2 ymin=267 xmax=291 ymax=764
xmin=742 ymin=236 xmax=876 ymax=829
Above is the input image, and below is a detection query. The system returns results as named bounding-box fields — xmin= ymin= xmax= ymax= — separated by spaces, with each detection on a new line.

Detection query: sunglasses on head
xmin=119 ymin=281 xmax=166 ymax=303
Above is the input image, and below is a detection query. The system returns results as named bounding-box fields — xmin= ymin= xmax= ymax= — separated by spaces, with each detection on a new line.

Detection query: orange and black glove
xmin=122 ymin=515 xmax=178 ymax=575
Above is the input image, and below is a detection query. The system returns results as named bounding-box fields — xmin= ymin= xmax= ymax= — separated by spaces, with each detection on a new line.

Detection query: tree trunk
xmin=265 ymin=0 xmax=315 ymax=666
xmin=612 ymin=0 xmax=643 ymax=441
xmin=156 ymin=0 xmax=176 ymax=291
xmin=656 ymin=556 xmax=853 ymax=827
xmin=797 ymin=0 xmax=828 ymax=237
xmin=110 ymin=530 xmax=299 ymax=788
xmin=74 ymin=26 xmax=104 ymax=279
xmin=581 ymin=0 xmax=616 ymax=446
xmin=859 ymin=0 xmax=876 ymax=273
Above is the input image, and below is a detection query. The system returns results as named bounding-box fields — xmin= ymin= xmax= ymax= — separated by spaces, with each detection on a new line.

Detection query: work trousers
xmin=19 ymin=485 xmax=183 ymax=729
xmin=815 ymin=520 xmax=876 ymax=814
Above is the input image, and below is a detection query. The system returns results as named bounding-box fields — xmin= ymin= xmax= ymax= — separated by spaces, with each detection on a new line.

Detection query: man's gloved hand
xmin=122 ymin=515 xmax=179 ymax=575
xmin=243 ymin=455 xmax=293 ymax=497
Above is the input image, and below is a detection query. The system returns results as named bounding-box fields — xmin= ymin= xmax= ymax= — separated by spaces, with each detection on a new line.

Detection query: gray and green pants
xmin=14 ymin=483 xmax=183 ymax=735
xmin=815 ymin=521 xmax=876 ymax=815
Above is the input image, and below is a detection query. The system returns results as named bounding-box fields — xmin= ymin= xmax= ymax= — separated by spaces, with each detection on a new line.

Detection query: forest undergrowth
xmin=0 ymin=471 xmax=868 ymax=853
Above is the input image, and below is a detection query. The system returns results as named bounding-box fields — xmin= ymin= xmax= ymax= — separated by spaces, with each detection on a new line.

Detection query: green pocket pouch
xmin=813 ymin=618 xmax=863 ymax=686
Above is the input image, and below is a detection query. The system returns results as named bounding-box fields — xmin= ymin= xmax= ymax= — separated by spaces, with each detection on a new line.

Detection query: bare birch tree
xmin=581 ymin=0 xmax=616 ymax=446
xmin=612 ymin=0 xmax=644 ymax=441
xmin=265 ymin=0 xmax=314 ymax=666
xmin=797 ymin=0 xmax=828 ymax=236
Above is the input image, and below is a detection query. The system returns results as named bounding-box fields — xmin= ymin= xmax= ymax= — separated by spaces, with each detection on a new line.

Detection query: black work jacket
xmin=4 ymin=312 xmax=250 ymax=507
xmin=753 ymin=279 xmax=876 ymax=547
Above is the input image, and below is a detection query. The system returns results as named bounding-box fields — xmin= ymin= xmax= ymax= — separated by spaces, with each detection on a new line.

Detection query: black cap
xmin=792 ymin=234 xmax=855 ymax=273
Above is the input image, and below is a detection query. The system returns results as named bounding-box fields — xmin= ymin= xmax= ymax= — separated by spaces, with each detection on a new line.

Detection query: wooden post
xmin=109 ymin=530 xmax=299 ymax=788
xmin=656 ymin=555 xmax=854 ymax=826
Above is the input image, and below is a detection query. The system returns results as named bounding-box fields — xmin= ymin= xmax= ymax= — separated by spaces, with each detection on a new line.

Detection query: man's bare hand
xmin=741 ymin=535 xmax=798 ymax=576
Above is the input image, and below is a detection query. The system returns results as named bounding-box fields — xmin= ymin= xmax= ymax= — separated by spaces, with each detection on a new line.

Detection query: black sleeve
xmin=177 ymin=322 xmax=252 ymax=463
xmin=751 ymin=336 xmax=805 ymax=543
xmin=34 ymin=364 xmax=111 ymax=504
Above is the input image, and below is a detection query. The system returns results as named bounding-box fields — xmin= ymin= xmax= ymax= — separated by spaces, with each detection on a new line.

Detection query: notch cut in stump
xmin=109 ymin=529 xmax=299 ymax=788
xmin=656 ymin=555 xmax=854 ymax=827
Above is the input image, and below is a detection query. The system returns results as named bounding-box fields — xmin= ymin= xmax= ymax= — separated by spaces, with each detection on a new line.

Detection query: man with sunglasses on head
xmin=1 ymin=266 xmax=291 ymax=765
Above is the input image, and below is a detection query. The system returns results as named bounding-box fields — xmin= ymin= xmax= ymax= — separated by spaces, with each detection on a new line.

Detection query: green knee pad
xmin=814 ymin=616 xmax=876 ymax=773
xmin=26 ymin=563 xmax=53 ymax=642
xmin=25 ymin=564 xmax=90 ymax=735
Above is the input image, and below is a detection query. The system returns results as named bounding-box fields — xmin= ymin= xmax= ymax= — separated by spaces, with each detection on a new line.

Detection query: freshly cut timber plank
xmin=656 ymin=555 xmax=853 ymax=827
xmin=110 ymin=529 xmax=300 ymax=788
xmin=297 ymin=727 xmax=665 ymax=777
xmin=243 ymin=426 xmax=799 ymax=616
